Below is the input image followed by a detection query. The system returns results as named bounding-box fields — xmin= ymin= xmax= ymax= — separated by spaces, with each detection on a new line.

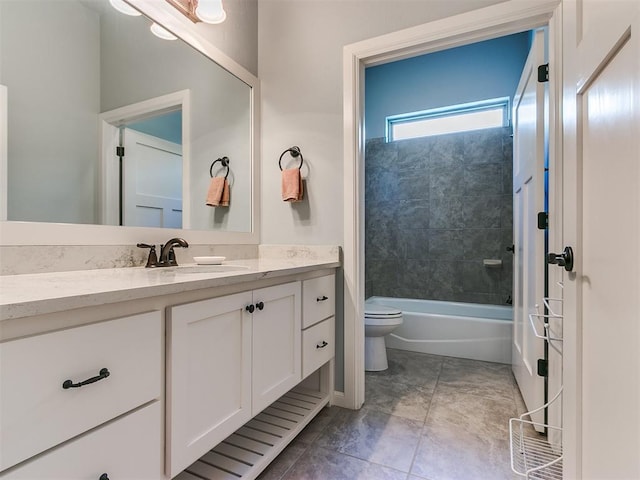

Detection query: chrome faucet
xmin=158 ymin=238 xmax=189 ymax=266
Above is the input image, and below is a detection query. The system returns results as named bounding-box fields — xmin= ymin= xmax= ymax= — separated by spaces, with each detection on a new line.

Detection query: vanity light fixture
xmin=109 ymin=0 xmax=141 ymax=16
xmin=150 ymin=22 xmax=178 ymax=40
xmin=166 ymin=0 xmax=227 ymax=24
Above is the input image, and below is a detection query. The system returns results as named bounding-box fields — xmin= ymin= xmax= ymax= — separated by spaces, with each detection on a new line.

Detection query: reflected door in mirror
xmin=122 ymin=128 xmax=182 ymax=228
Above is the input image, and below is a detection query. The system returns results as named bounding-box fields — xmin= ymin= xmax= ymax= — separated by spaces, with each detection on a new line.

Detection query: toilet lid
xmin=365 ymin=302 xmax=402 ymax=318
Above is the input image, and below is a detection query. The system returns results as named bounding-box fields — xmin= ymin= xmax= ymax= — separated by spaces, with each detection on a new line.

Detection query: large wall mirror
xmin=0 ymin=0 xmax=259 ymax=245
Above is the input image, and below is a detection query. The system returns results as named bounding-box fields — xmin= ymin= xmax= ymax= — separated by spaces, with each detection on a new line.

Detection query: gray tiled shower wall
xmin=365 ymin=126 xmax=513 ymax=305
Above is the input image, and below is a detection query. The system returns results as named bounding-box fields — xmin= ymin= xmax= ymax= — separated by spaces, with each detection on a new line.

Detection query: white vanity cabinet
xmin=0 ymin=257 xmax=339 ymax=480
xmin=174 ymin=275 xmax=333 ymax=480
xmin=0 ymin=311 xmax=163 ymax=479
xmin=166 ymin=281 xmax=301 ymax=478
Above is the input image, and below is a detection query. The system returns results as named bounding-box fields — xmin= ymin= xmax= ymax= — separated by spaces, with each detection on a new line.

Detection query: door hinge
xmin=116 ymin=146 xmax=125 ymax=157
xmin=537 ymin=359 xmax=548 ymax=377
xmin=538 ymin=63 xmax=549 ymax=83
xmin=537 ymin=211 xmax=548 ymax=230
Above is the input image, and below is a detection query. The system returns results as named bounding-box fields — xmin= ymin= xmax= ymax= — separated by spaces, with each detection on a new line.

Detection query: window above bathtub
xmin=385 ymin=97 xmax=510 ymax=142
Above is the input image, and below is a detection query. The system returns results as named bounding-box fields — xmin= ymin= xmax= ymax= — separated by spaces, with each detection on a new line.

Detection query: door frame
xmin=342 ymin=0 xmax=563 ymax=450
xmin=98 ymin=90 xmax=190 ymax=227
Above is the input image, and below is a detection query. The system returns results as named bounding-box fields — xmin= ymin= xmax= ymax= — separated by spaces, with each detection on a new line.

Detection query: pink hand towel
xmin=281 ymin=168 xmax=303 ymax=202
xmin=206 ymin=177 xmax=230 ymax=207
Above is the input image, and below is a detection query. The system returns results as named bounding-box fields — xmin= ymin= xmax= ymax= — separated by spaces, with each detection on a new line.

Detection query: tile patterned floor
xmin=257 ymin=348 xmax=527 ymax=480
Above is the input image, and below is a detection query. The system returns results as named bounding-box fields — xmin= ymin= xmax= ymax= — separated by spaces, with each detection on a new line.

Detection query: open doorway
xmin=342 ymin=4 xmax=564 ymax=475
xmin=358 ymin=28 xmax=552 ymax=474
xmin=342 ymin=0 xmax=562 ymax=446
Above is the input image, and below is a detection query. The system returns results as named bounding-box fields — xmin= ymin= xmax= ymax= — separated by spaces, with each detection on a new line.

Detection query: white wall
xmin=258 ymin=0 xmax=504 ymax=246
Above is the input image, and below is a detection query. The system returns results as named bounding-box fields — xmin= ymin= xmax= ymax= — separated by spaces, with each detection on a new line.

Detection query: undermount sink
xmin=166 ymin=264 xmax=251 ymax=274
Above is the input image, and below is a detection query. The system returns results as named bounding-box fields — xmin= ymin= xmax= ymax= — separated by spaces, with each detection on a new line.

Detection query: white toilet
xmin=364 ymin=300 xmax=403 ymax=371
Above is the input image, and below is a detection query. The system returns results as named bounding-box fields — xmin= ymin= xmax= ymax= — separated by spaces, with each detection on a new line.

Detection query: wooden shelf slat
xmin=224 ymin=434 xmax=272 ymax=455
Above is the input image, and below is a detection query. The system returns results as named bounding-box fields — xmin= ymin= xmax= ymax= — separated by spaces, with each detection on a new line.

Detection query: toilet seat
xmin=365 ymin=303 xmax=402 ymax=316
xmin=365 ymin=303 xmax=402 ymax=325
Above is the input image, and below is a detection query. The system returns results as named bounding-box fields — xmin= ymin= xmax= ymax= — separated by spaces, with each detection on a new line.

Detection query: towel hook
xmin=210 ymin=157 xmax=230 ymax=180
xmin=279 ymin=146 xmax=304 ymax=171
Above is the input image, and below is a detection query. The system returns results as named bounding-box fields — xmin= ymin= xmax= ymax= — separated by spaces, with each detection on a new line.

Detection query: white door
xmin=512 ymin=29 xmax=547 ymax=429
xmin=563 ymin=1 xmax=640 ymax=477
xmin=122 ymin=128 xmax=182 ymax=228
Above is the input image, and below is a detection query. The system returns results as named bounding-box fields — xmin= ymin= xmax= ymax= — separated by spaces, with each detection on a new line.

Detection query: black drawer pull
xmin=317 ymin=295 xmax=329 ymax=302
xmin=62 ymin=368 xmax=110 ymax=389
xmin=99 ymin=474 xmax=109 ymax=480
xmin=316 ymin=341 xmax=328 ymax=349
xmin=246 ymin=304 xmax=255 ymax=313
xmin=256 ymin=301 xmax=264 ymax=311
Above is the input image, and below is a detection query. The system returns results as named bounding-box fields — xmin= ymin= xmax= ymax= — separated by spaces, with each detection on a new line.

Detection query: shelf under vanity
xmin=176 ymin=387 xmax=329 ymax=480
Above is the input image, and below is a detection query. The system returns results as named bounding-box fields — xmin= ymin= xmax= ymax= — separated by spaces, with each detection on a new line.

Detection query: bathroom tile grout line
xmin=273 ymin=442 xmax=311 ymax=480
xmin=406 ymin=356 xmax=445 ymax=478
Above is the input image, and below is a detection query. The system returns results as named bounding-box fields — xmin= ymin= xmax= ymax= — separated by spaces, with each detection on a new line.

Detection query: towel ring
xmin=279 ymin=146 xmax=304 ymax=171
xmin=210 ymin=157 xmax=230 ymax=180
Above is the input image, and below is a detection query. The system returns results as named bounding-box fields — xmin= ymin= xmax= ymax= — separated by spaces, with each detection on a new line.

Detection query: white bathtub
xmin=367 ymin=296 xmax=513 ymax=364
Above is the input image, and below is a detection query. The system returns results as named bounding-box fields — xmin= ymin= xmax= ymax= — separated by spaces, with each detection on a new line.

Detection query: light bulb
xmin=150 ymin=23 xmax=177 ymax=40
xmin=109 ymin=0 xmax=141 ymax=16
xmin=195 ymin=0 xmax=226 ymax=24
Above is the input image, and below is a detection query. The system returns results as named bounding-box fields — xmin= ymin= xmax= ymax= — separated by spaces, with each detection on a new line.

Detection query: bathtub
xmin=367 ymin=296 xmax=513 ymax=364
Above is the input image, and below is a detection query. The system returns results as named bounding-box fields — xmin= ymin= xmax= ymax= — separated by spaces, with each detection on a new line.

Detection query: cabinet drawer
xmin=0 ymin=401 xmax=162 ymax=479
xmin=0 ymin=311 xmax=162 ymax=471
xmin=302 ymin=316 xmax=335 ymax=378
xmin=302 ymin=274 xmax=335 ymax=329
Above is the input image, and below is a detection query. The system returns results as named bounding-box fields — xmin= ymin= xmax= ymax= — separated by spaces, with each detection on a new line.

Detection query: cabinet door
xmin=167 ymin=291 xmax=252 ymax=478
xmin=251 ymin=282 xmax=301 ymax=415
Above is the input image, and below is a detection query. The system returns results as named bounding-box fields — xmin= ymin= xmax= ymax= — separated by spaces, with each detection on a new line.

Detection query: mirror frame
xmin=0 ymin=0 xmax=260 ymax=246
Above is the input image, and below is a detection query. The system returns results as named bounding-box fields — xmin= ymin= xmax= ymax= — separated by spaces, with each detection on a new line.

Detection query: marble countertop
xmin=0 ymin=255 xmax=340 ymax=321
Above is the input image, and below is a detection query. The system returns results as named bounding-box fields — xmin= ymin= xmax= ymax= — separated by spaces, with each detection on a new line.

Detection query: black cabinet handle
xmin=62 ymin=368 xmax=110 ymax=390
xmin=316 ymin=341 xmax=328 ymax=349
xmin=255 ymin=301 xmax=264 ymax=311
xmin=317 ymin=295 xmax=329 ymax=302
xmin=246 ymin=304 xmax=255 ymax=313
xmin=99 ymin=474 xmax=109 ymax=480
